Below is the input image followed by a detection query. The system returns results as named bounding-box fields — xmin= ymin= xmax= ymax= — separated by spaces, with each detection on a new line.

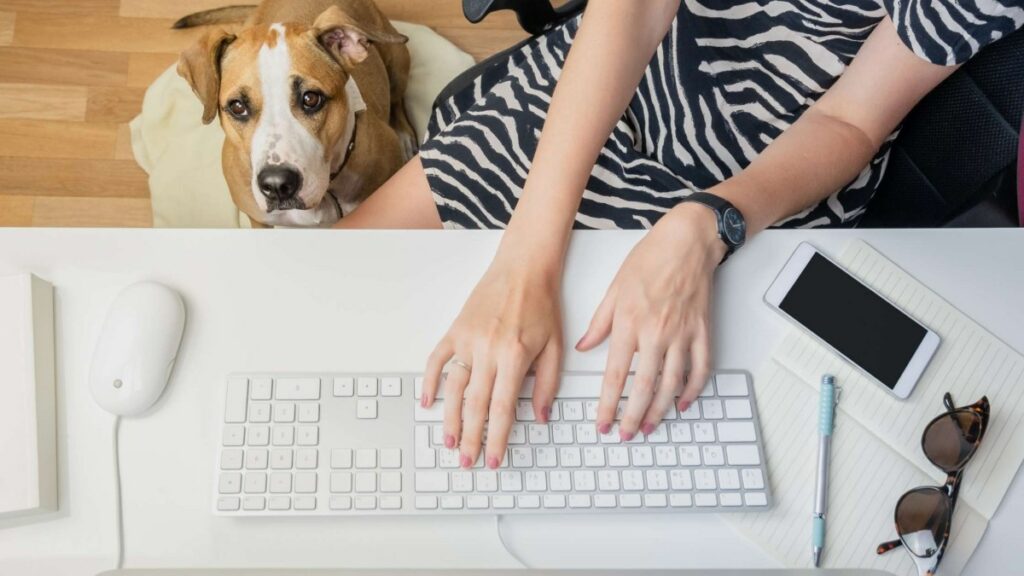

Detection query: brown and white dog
xmin=175 ymin=0 xmax=415 ymax=227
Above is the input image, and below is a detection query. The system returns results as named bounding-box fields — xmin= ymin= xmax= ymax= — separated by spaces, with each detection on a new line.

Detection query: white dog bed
xmin=130 ymin=21 xmax=475 ymax=228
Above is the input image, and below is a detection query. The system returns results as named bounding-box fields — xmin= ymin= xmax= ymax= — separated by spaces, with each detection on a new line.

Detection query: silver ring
xmin=449 ymin=358 xmax=472 ymax=372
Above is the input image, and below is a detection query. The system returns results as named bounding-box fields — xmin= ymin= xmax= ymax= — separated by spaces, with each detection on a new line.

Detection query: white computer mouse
xmin=89 ymin=281 xmax=186 ymax=416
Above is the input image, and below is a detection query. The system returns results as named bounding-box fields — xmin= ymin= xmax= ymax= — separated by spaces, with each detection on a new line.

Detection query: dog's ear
xmin=312 ymin=6 xmax=408 ymax=67
xmin=177 ymin=29 xmax=236 ymax=124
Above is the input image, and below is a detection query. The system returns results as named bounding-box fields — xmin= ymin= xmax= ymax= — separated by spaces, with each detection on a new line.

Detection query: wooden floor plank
xmin=0 ymin=47 xmax=130 ymax=86
xmin=0 ymin=157 xmax=149 ymax=198
xmin=86 ymin=86 xmax=146 ymax=123
xmin=0 ymin=0 xmax=119 ymax=16
xmin=12 ymin=13 xmax=203 ymax=54
xmin=126 ymin=52 xmax=179 ymax=88
xmin=0 ymin=11 xmax=14 ymax=46
xmin=0 ymin=195 xmax=33 ymax=227
xmin=115 ymin=123 xmax=135 ymax=161
xmin=0 ymin=82 xmax=89 ymax=121
xmin=0 ymin=119 xmax=118 ymax=159
xmin=32 ymin=196 xmax=151 ymax=227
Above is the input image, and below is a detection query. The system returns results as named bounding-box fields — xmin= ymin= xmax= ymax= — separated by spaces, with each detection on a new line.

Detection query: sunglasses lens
xmin=923 ymin=410 xmax=983 ymax=472
xmin=896 ymin=487 xmax=950 ymax=558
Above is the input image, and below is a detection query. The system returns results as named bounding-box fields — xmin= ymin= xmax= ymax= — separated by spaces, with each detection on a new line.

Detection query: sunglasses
xmin=876 ymin=393 xmax=990 ymax=576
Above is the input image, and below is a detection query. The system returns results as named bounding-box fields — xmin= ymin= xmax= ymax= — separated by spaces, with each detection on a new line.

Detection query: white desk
xmin=0 ymin=228 xmax=1021 ymax=575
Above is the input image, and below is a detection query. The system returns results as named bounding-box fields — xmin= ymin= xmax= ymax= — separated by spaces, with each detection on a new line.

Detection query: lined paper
xmin=725 ymin=241 xmax=1024 ymax=575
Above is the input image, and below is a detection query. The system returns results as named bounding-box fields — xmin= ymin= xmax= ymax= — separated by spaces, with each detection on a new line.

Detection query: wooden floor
xmin=0 ymin=0 xmax=528 ymax=227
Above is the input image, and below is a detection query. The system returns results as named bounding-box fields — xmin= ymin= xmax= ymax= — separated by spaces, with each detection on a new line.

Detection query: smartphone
xmin=764 ymin=242 xmax=939 ymax=399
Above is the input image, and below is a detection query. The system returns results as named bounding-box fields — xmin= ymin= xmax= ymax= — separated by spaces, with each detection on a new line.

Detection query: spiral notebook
xmin=723 ymin=240 xmax=1024 ymax=576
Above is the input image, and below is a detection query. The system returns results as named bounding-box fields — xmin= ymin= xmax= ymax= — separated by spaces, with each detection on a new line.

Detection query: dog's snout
xmin=257 ymin=165 xmax=303 ymax=201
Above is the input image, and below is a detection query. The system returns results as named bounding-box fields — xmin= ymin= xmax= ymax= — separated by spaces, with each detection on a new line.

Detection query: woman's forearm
xmin=501 ymin=0 xmax=680 ymax=271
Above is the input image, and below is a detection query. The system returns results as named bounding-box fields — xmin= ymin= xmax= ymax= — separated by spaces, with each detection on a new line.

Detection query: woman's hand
xmin=420 ymin=250 xmax=563 ymax=469
xmin=577 ymin=202 xmax=726 ymax=439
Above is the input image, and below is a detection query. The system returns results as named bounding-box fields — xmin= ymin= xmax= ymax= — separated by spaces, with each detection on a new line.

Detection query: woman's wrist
xmin=663 ymin=202 xmax=729 ymax=267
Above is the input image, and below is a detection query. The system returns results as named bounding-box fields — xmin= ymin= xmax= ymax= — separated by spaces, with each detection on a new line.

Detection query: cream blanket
xmin=130 ymin=21 xmax=475 ymax=228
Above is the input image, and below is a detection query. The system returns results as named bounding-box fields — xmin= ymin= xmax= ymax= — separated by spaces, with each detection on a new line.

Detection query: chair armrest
xmin=464 ymin=0 xmax=586 ymax=35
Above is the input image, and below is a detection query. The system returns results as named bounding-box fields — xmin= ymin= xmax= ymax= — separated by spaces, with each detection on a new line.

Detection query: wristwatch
xmin=680 ymin=192 xmax=746 ymax=263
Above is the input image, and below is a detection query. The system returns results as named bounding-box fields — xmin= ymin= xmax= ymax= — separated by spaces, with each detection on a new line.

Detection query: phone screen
xmin=779 ymin=253 xmax=927 ymax=389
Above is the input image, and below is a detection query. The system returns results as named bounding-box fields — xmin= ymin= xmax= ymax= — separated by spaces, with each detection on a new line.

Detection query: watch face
xmin=722 ymin=208 xmax=746 ymax=245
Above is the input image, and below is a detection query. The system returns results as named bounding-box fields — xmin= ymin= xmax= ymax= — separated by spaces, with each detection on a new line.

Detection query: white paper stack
xmin=0 ymin=274 xmax=57 ymax=519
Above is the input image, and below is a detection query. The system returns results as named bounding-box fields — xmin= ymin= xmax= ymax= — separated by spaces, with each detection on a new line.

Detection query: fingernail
xmin=641 ymin=423 xmax=655 ymax=436
xmin=620 ymin=430 xmax=635 ymax=442
xmin=487 ymin=456 xmax=499 ymax=469
xmin=575 ymin=335 xmax=586 ymax=349
xmin=678 ymin=400 xmax=691 ymax=412
xmin=460 ymin=454 xmax=472 ymax=468
xmin=540 ymin=406 xmax=551 ymax=422
xmin=444 ymin=434 xmax=455 ymax=449
xmin=598 ymin=422 xmax=611 ymax=434
xmin=420 ymin=395 xmax=429 ymax=408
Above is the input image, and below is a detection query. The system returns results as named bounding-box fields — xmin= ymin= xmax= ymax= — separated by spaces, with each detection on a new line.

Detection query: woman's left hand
xmin=576 ymin=201 xmax=727 ymax=439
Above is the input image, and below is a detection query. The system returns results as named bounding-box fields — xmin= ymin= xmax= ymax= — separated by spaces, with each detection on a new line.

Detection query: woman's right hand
xmin=420 ymin=249 xmax=564 ymax=470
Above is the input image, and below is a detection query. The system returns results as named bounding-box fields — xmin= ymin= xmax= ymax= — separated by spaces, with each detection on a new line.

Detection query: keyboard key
xmin=646 ymin=423 xmax=668 ymax=443
xmin=568 ymin=494 xmax=592 ymax=509
xmin=717 ymin=422 xmax=756 ymax=443
xmin=584 ymin=401 xmax=599 ymax=421
xmin=500 ymin=470 xmax=523 ymax=492
xmin=329 ymin=496 xmax=352 ymax=510
xmin=654 ymin=445 xmax=677 ymax=466
xmin=669 ymin=493 xmax=693 ymax=507
xmin=559 ymin=447 xmax=582 ymax=467
xmin=745 ymin=492 xmax=768 ymax=506
xmin=333 ymin=377 xmax=354 ymax=397
xmin=294 ymin=472 xmax=317 ymax=493
xmin=720 ymin=493 xmax=743 ymax=507
xmin=597 ymin=470 xmax=620 ymax=491
xmin=644 ymin=493 xmax=668 ymax=508
xmin=270 ymin=449 xmax=293 ymax=470
xmin=679 ymin=446 xmax=701 ymax=466
xmin=416 ymin=471 xmax=450 ymax=492
xmin=248 ymin=426 xmax=269 ymax=446
xmin=331 ymin=448 xmax=353 ymax=469
xmin=543 ymin=494 xmax=566 ymax=509
xmin=249 ymin=403 xmax=271 ymax=423
xmin=250 ymin=377 xmax=272 ymax=400
xmin=246 ymin=449 xmax=268 ymax=470
xmin=438 ymin=448 xmax=460 ymax=469
xmin=415 ymin=496 xmax=438 ymax=510
xmin=381 ymin=448 xmax=402 ymax=469
xmin=515 ymin=400 xmax=536 ymax=422
xmin=694 ymin=470 xmax=717 ymax=490
xmin=701 ymin=399 xmax=724 ymax=420
xmin=726 ymin=445 xmax=761 ymax=466
xmin=269 ymin=496 xmax=291 ymax=511
xmin=527 ymin=424 xmax=550 ymax=445
xmin=724 ymin=399 xmax=753 ymax=419
xmin=511 ymin=447 xmax=533 ymax=468
xmin=695 ymin=493 xmax=717 ymax=507
xmin=273 ymin=404 xmax=295 ymax=423
xmin=330 ymin=473 xmax=352 ymax=493
xmin=453 ymin=471 xmax=474 ymax=492
xmin=415 ymin=448 xmax=437 ymax=469
xmin=715 ymin=373 xmax=749 ymax=396
xmin=414 ymin=401 xmax=444 ymax=422
xmin=296 ymin=448 xmax=318 ymax=469
xmin=269 ymin=472 xmax=292 ymax=493
xmin=693 ymin=422 xmax=715 ymax=443
xmin=699 ymin=379 xmax=715 ymax=397
xmin=742 ymin=468 xmax=765 ymax=490
xmin=381 ymin=496 xmax=403 ymax=510
xmin=224 ymin=378 xmax=248 ymax=423
xmin=380 ymin=472 xmax=402 ymax=493
xmin=442 ymin=496 xmax=465 ymax=510
xmin=552 ymin=424 xmax=574 ymax=444
xmin=243 ymin=478 xmax=266 ymax=498
xmin=272 ymin=426 xmax=294 ymax=446
xmin=594 ymin=494 xmax=617 ymax=508
xmin=223 ymin=425 xmax=245 ymax=446
xmin=524 ymin=470 xmax=546 ymax=491
xmin=622 ymin=470 xmax=644 ymax=491
xmin=217 ymin=496 xmax=240 ymax=511
xmin=575 ymin=424 xmax=598 ymax=444
xmin=702 ymin=445 xmax=725 ymax=466
xmin=718 ymin=469 xmax=741 ymax=490
xmin=219 ymin=473 xmax=241 ymax=494
xmin=645 ymin=469 xmax=668 ymax=491
xmin=221 ymin=449 xmax=243 ymax=470
xmin=356 ymin=449 xmax=377 ymax=469
xmin=357 ymin=399 xmax=378 ymax=419
xmin=607 ymin=447 xmax=629 ymax=467
xmin=562 ymin=401 xmax=584 ymax=421
xmin=535 ymin=447 xmax=557 ymax=468
xmin=381 ymin=377 xmax=402 ymax=397
xmin=549 ymin=471 xmax=571 ymax=492
xmin=467 ymin=495 xmax=489 ymax=509
xmin=583 ymin=446 xmax=606 ymax=467
xmin=508 ymin=424 xmax=527 ymax=445
xmin=518 ymin=495 xmax=540 ymax=509
xmin=355 ymin=472 xmax=376 ymax=493
xmin=679 ymin=402 xmax=700 ymax=420
xmin=670 ymin=469 xmax=692 ymax=490
xmin=493 ymin=495 xmax=515 ymax=509
xmin=296 ymin=426 xmax=319 ymax=446
xmin=573 ymin=470 xmax=596 ymax=491
xmin=294 ymin=496 xmax=316 ymax=511
xmin=357 ymin=377 xmax=378 ymax=396
xmin=298 ymin=403 xmax=319 ymax=423
xmin=619 ymin=494 xmax=642 ymax=508
xmin=276 ymin=378 xmax=320 ymax=401
xmin=630 ymin=446 xmax=654 ymax=467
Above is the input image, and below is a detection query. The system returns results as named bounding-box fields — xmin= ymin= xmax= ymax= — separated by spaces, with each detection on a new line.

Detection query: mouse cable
xmin=494 ymin=514 xmax=531 ymax=569
xmin=113 ymin=416 xmax=125 ymax=570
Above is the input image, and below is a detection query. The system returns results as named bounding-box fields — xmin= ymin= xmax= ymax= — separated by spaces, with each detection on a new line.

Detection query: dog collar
xmin=330 ymin=118 xmax=357 ymax=182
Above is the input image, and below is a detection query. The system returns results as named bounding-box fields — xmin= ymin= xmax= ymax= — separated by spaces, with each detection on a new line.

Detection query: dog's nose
xmin=257 ymin=165 xmax=303 ymax=201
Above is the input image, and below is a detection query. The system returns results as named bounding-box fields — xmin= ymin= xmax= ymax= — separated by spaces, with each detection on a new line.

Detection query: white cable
xmin=113 ymin=416 xmax=125 ymax=570
xmin=494 ymin=514 xmax=531 ymax=569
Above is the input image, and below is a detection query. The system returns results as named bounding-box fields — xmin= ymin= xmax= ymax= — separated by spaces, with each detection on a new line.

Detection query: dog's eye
xmin=226 ymin=99 xmax=249 ymax=120
xmin=300 ymin=91 xmax=326 ymax=114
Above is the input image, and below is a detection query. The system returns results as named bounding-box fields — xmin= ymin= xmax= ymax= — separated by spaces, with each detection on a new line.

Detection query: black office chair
xmin=434 ymin=0 xmax=1023 ymax=228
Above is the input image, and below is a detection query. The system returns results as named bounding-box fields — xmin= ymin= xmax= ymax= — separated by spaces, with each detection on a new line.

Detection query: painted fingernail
xmin=420 ymin=395 xmax=430 ymax=408
xmin=678 ymin=400 xmax=691 ymax=412
xmin=460 ymin=454 xmax=472 ymax=468
xmin=444 ymin=434 xmax=455 ymax=449
xmin=641 ymin=423 xmax=655 ymax=436
xmin=598 ymin=422 xmax=612 ymax=434
xmin=487 ymin=456 xmax=499 ymax=469
xmin=620 ymin=430 xmax=635 ymax=442
xmin=540 ymin=406 xmax=551 ymax=422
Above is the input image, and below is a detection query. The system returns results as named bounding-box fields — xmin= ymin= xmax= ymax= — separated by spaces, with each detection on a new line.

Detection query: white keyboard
xmin=214 ymin=371 xmax=772 ymax=515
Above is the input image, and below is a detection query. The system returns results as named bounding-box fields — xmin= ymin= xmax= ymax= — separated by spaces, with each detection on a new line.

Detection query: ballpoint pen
xmin=813 ymin=374 xmax=838 ymax=567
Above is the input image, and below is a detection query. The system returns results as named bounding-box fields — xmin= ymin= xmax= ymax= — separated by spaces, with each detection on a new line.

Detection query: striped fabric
xmin=420 ymin=1 xmax=1024 ymax=230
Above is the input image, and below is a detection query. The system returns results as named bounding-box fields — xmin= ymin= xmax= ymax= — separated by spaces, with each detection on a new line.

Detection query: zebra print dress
xmin=419 ymin=1 xmax=1023 ymax=230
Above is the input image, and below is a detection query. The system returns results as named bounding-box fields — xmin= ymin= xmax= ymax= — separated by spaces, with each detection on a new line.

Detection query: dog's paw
xmin=399 ymin=131 xmax=418 ymax=162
